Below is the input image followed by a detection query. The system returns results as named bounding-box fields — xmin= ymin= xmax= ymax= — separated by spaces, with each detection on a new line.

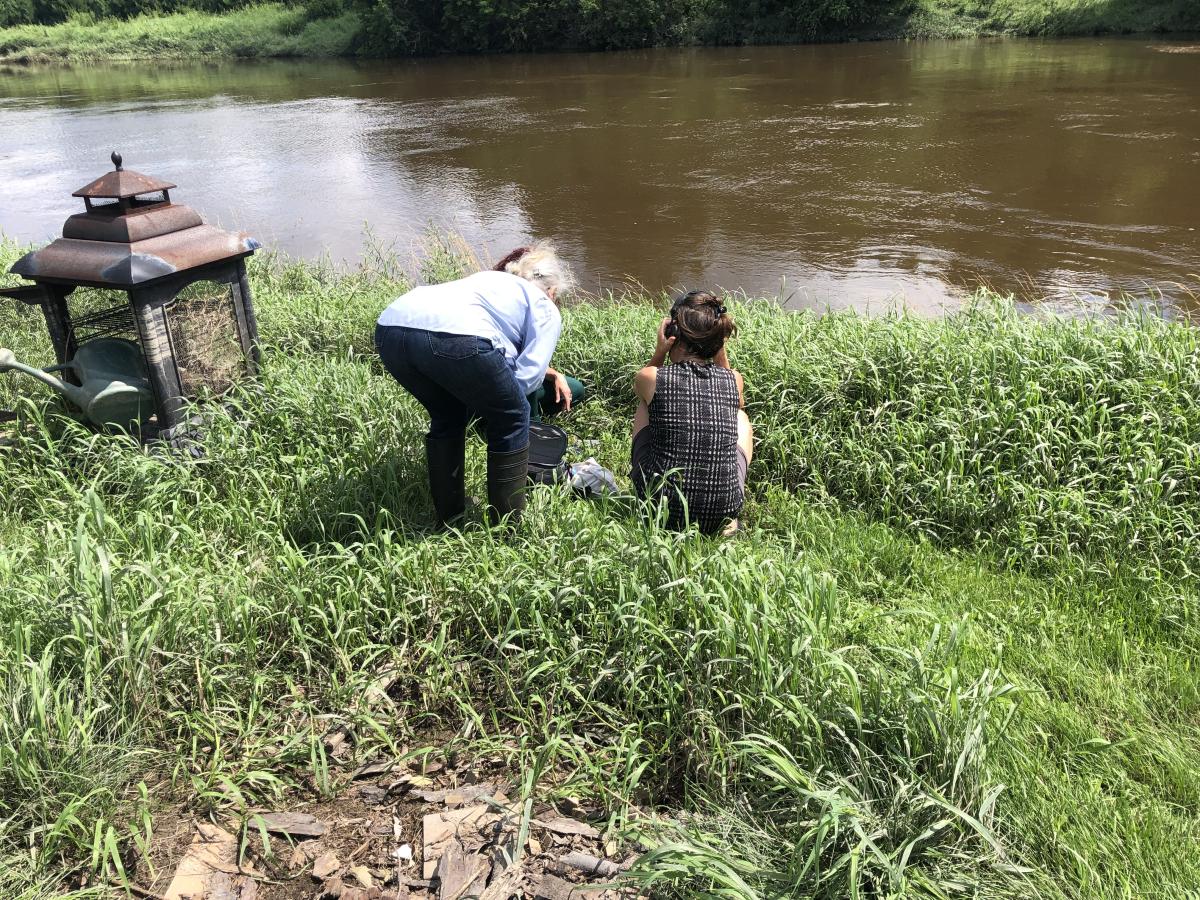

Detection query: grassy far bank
xmin=0 ymin=0 xmax=1198 ymax=64
xmin=0 ymin=4 xmax=359 ymax=62
xmin=0 ymin=238 xmax=1198 ymax=898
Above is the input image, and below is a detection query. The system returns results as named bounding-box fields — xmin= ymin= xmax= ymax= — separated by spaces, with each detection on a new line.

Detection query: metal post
xmin=131 ymin=290 xmax=186 ymax=442
xmin=234 ymin=261 xmax=261 ymax=371
xmin=39 ymin=286 xmax=78 ymax=374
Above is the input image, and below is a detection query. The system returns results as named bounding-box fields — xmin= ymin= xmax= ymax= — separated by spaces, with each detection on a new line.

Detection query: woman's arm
xmin=732 ymin=369 xmax=745 ymax=409
xmin=544 ymin=366 xmax=572 ymax=411
xmin=633 ymin=317 xmax=675 ymax=407
xmin=649 ymin=317 xmax=675 ymax=368
xmin=635 ymin=366 xmax=658 ymax=406
xmin=511 ymin=296 xmax=562 ymax=395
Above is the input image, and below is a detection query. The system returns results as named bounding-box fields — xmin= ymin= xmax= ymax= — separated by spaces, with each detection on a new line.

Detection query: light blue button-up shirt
xmin=377 ymin=271 xmax=562 ymax=396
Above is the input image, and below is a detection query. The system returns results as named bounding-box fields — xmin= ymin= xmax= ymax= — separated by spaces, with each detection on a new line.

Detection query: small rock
xmin=350 ymin=865 xmax=375 ymax=889
xmin=443 ymin=783 xmax=497 ymax=808
xmin=313 ymin=852 xmax=341 ymax=880
xmin=290 ymin=840 xmax=322 ymax=870
xmin=321 ymin=876 xmax=347 ymax=899
xmin=360 ymin=785 xmax=389 ymax=806
xmin=559 ymin=852 xmax=621 ymax=878
xmin=533 ymin=874 xmax=576 ymax=900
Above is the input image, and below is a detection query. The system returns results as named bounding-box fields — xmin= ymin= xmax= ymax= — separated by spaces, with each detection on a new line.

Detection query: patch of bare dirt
xmin=130 ymin=750 xmax=644 ymax=900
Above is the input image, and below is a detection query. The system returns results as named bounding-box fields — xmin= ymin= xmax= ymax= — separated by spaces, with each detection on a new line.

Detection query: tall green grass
xmin=0 ymin=4 xmax=358 ymax=63
xmin=1 ymin=241 xmax=1198 ymax=897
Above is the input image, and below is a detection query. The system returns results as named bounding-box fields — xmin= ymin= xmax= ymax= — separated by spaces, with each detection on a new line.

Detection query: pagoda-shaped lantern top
xmin=2 ymin=152 xmax=262 ymax=447
xmin=12 ymin=151 xmax=260 ymax=287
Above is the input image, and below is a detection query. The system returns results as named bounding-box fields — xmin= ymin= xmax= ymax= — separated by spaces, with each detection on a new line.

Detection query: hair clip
xmin=718 ymin=305 xmax=727 ymax=315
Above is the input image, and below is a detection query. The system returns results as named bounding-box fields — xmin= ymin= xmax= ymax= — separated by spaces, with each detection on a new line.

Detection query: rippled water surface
xmin=1 ymin=39 xmax=1198 ymax=312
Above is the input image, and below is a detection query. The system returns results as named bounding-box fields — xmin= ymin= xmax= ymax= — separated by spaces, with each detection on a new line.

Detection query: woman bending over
xmin=376 ymin=241 xmax=573 ymax=527
xmin=631 ymin=290 xmax=753 ymax=535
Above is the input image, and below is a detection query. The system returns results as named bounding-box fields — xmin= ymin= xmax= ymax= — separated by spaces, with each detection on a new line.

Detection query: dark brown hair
xmin=669 ymin=290 xmax=736 ymax=359
xmin=493 ymin=246 xmax=531 ymax=272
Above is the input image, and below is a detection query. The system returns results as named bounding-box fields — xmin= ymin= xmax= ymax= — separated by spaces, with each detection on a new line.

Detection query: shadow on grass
xmin=283 ymin=454 xmax=433 ymax=547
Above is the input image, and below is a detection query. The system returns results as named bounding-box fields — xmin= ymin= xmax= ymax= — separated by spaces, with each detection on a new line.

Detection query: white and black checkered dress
xmin=637 ymin=361 xmax=743 ymax=532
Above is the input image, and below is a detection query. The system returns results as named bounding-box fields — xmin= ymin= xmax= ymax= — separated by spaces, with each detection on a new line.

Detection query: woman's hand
xmin=551 ymin=371 xmax=573 ymax=411
xmin=651 ymin=317 xmax=676 ymax=367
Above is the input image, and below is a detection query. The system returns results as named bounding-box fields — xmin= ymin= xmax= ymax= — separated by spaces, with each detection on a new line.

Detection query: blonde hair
xmin=503 ymin=240 xmax=575 ymax=298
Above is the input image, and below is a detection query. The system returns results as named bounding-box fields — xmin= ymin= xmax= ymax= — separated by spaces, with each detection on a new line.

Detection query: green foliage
xmin=0 ymin=0 xmax=34 ymax=27
xmin=348 ymin=0 xmax=913 ymax=56
xmin=0 ymin=2 xmax=357 ymax=60
xmin=2 ymin=239 xmax=1199 ymax=896
xmin=0 ymin=0 xmax=1196 ymax=53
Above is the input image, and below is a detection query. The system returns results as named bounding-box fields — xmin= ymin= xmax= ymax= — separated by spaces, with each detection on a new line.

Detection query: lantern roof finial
xmin=73 ymin=152 xmax=175 ymax=201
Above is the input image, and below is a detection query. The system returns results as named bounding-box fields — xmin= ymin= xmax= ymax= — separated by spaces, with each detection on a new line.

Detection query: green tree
xmin=0 ymin=0 xmax=34 ymax=25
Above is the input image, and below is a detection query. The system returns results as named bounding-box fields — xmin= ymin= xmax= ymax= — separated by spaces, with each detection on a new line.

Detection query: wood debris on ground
xmin=254 ymin=811 xmax=329 ymax=838
xmin=138 ymin=751 xmax=642 ymax=900
xmin=162 ymin=822 xmax=259 ymax=900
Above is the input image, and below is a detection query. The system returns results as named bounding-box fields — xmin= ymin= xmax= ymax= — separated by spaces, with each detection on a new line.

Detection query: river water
xmin=1 ymin=39 xmax=1198 ymax=313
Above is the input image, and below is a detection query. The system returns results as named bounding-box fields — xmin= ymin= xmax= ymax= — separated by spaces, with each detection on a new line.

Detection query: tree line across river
xmin=2 ymin=0 xmax=1198 ymax=53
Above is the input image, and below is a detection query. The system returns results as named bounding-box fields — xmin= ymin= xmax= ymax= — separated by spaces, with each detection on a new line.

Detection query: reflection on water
xmin=0 ymin=39 xmax=1198 ymax=314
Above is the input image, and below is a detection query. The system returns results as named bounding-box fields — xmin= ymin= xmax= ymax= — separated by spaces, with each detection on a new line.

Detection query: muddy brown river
xmin=1 ymin=38 xmax=1198 ymax=313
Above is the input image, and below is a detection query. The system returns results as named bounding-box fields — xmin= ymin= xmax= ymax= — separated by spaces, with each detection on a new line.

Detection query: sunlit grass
xmin=0 ymin=4 xmax=358 ymax=64
xmin=1 ymin=240 xmax=1198 ymax=897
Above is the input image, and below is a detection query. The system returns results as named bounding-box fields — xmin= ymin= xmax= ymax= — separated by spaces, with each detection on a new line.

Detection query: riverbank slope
xmin=0 ymin=0 xmax=1198 ymax=64
xmin=1 ymin=239 xmax=1198 ymax=897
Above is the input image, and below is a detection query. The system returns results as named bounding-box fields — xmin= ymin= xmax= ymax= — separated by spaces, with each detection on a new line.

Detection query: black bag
xmin=527 ymin=422 xmax=568 ymax=485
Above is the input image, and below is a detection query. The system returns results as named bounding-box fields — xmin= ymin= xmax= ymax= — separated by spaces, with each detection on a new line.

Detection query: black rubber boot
xmin=426 ymin=433 xmax=466 ymax=528
xmin=487 ymin=444 xmax=529 ymax=526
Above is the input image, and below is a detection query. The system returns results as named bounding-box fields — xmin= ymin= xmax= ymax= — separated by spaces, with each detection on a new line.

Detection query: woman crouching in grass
xmin=631 ymin=290 xmax=753 ymax=535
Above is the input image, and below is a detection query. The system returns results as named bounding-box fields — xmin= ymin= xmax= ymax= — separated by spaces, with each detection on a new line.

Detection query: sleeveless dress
xmin=631 ymin=361 xmax=743 ymax=533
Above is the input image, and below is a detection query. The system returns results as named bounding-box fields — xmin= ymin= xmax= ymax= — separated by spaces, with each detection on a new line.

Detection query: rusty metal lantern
xmin=1 ymin=151 xmax=261 ymax=446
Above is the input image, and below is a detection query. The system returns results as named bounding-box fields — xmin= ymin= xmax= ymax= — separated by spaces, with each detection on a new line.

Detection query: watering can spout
xmin=0 ymin=348 xmax=88 ymax=407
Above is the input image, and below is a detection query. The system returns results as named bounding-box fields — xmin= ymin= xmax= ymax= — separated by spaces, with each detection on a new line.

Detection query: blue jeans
xmin=375 ymin=325 xmax=530 ymax=454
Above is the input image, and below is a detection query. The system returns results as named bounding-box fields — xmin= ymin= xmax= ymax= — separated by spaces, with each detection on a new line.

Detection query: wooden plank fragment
xmin=254 ymin=811 xmax=328 ymax=838
xmin=435 ymin=845 xmax=490 ymax=900
xmin=536 ymin=818 xmax=601 ymax=839
xmin=163 ymin=823 xmax=257 ymax=900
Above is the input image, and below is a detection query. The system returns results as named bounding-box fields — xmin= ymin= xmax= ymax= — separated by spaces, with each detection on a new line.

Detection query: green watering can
xmin=0 ymin=338 xmax=154 ymax=429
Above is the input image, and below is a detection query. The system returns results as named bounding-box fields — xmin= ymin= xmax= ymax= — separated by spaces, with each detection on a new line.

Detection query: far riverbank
xmin=0 ymin=0 xmax=1198 ymax=65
